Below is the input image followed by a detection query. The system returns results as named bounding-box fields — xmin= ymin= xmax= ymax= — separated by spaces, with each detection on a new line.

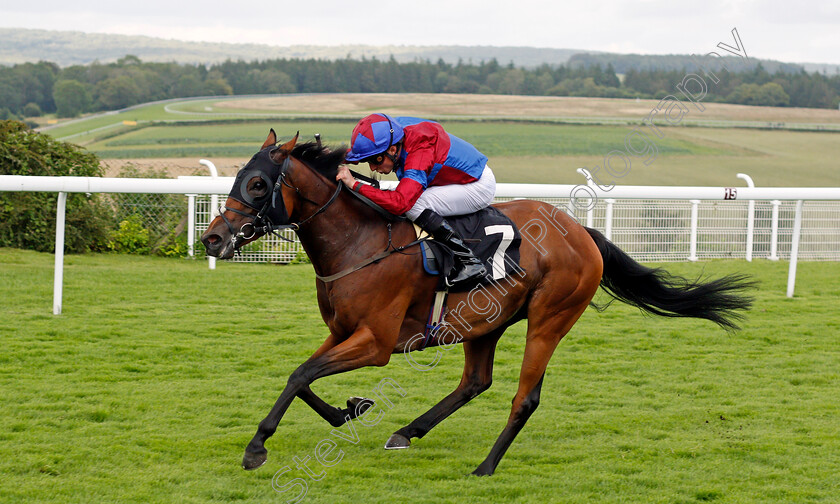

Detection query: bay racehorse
xmin=200 ymin=131 xmax=753 ymax=476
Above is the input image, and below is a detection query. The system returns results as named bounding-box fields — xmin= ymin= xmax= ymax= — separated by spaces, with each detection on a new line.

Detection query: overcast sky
xmin=2 ymin=0 xmax=838 ymax=64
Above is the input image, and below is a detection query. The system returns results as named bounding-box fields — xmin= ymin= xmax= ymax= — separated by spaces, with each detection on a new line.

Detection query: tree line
xmin=566 ymin=52 xmax=809 ymax=75
xmin=2 ymin=55 xmax=838 ymax=121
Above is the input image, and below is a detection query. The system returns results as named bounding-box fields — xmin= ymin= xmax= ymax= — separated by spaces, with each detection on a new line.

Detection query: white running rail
xmin=1 ymin=174 xmax=838 ymax=313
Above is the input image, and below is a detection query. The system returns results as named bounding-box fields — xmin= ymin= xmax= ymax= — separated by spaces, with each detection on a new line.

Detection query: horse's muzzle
xmin=201 ymin=230 xmax=236 ymax=259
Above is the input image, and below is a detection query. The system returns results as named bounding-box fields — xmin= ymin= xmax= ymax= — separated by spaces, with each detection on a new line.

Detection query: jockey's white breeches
xmin=406 ymin=166 xmax=496 ymax=220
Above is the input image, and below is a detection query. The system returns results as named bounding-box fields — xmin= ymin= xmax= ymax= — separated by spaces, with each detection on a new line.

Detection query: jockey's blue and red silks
xmin=352 ymin=116 xmax=488 ymax=215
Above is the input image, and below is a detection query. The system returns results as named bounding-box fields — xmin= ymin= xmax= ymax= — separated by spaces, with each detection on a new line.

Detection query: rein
xmin=314 ymin=223 xmax=428 ymax=283
xmin=265 ymin=181 xmax=343 ymax=237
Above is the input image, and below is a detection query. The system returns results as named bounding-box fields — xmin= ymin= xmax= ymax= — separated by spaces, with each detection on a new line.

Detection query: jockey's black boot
xmin=414 ymin=209 xmax=487 ymax=287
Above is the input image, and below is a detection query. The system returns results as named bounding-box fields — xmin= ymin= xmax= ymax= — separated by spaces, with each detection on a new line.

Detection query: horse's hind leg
xmin=243 ymin=326 xmax=392 ymax=470
xmin=297 ymin=387 xmax=373 ymax=427
xmin=472 ymin=303 xmax=589 ymax=476
xmin=385 ymin=329 xmax=504 ymax=449
xmin=277 ymin=334 xmax=375 ymax=428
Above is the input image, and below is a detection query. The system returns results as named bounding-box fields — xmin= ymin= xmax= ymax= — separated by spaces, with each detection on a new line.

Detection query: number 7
xmin=484 ymin=225 xmax=514 ymax=280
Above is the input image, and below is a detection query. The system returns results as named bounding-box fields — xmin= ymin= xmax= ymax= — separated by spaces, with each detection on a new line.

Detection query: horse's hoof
xmin=471 ymin=465 xmax=494 ymax=477
xmin=347 ymin=396 xmax=374 ymax=417
xmin=384 ymin=433 xmax=411 ymax=450
xmin=242 ymin=449 xmax=267 ymax=470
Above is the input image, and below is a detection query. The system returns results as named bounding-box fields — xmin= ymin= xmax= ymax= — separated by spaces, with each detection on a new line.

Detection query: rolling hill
xmin=0 ymin=28 xmax=591 ymax=68
xmin=4 ymin=27 xmax=836 ymax=74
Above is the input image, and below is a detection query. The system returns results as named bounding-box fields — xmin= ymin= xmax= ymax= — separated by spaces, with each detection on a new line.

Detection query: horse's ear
xmin=276 ymin=131 xmax=299 ymax=154
xmin=269 ymin=132 xmax=300 ymax=164
xmin=261 ymin=129 xmax=277 ymax=149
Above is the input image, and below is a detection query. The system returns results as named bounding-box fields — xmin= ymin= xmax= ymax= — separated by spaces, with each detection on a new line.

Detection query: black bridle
xmin=217 ymin=142 xmax=425 ymax=282
xmin=219 ymin=153 xmax=344 ymax=252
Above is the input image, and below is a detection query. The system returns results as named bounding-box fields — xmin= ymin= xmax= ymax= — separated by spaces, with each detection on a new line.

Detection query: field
xmin=1 ymin=249 xmax=839 ymax=503
xmin=40 ymin=94 xmax=840 ymax=187
xmin=89 ymin=121 xmax=840 ymax=188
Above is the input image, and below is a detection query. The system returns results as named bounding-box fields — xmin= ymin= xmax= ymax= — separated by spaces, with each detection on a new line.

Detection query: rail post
xmin=786 ymin=200 xmax=804 ymax=298
xmin=769 ymin=200 xmax=781 ymax=261
xmin=187 ymin=194 xmax=196 ymax=257
xmin=53 ymin=192 xmax=67 ymax=315
xmin=688 ymin=199 xmax=700 ymax=261
xmin=737 ymin=173 xmax=756 ymax=262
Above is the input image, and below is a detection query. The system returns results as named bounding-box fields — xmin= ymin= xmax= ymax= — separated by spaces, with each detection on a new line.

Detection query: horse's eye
xmin=247 ymin=177 xmax=269 ymax=198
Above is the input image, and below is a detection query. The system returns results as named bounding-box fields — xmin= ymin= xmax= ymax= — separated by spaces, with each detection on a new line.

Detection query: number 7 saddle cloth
xmin=415 ymin=206 xmax=523 ymax=293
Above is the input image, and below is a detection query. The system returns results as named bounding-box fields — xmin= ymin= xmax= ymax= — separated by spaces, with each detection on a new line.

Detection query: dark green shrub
xmin=107 ymin=214 xmax=150 ymax=254
xmin=23 ymin=103 xmax=42 ymax=117
xmin=0 ymin=120 xmax=113 ymax=253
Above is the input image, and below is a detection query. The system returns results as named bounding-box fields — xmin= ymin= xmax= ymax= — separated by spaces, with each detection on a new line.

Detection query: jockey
xmin=336 ymin=113 xmax=496 ymax=287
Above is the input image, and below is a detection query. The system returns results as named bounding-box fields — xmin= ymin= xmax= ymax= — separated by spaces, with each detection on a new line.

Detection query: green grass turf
xmin=1 ymin=248 xmax=838 ymax=503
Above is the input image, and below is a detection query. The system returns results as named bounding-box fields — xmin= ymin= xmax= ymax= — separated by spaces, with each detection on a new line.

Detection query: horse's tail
xmin=584 ymin=227 xmax=756 ymax=331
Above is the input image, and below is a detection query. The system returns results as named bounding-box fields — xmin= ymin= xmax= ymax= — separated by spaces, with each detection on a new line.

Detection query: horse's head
xmin=201 ymin=130 xmax=299 ymax=259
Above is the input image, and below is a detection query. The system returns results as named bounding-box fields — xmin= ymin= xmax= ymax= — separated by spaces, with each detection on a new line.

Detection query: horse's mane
xmin=291 ymin=142 xmax=348 ymax=183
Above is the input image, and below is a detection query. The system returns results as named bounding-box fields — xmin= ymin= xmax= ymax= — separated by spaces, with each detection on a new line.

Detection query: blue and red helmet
xmin=345 ymin=113 xmax=404 ymax=163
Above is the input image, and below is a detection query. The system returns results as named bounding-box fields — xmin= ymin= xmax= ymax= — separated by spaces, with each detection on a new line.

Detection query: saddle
xmin=414 ymin=206 xmax=523 ymax=293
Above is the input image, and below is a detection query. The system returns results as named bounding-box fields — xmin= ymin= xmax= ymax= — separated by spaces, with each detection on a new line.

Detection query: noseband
xmin=219 ymin=155 xmax=344 ymax=252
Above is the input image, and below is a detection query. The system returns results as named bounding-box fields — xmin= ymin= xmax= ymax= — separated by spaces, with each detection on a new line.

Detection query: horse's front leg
xmin=242 ymin=326 xmax=391 ymax=470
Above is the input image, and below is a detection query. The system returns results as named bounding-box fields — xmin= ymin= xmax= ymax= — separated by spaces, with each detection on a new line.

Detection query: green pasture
xmin=43 ymin=102 xmax=185 ymax=142
xmin=85 ymin=120 xmax=731 ymax=159
xmin=35 ymin=94 xmax=840 ymax=187
xmin=41 ymin=102 xmax=839 ymax=187
xmin=99 ymin=120 xmax=840 ymax=186
xmin=1 ymin=249 xmax=838 ymax=503
xmin=40 ymin=97 xmax=356 ymax=144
